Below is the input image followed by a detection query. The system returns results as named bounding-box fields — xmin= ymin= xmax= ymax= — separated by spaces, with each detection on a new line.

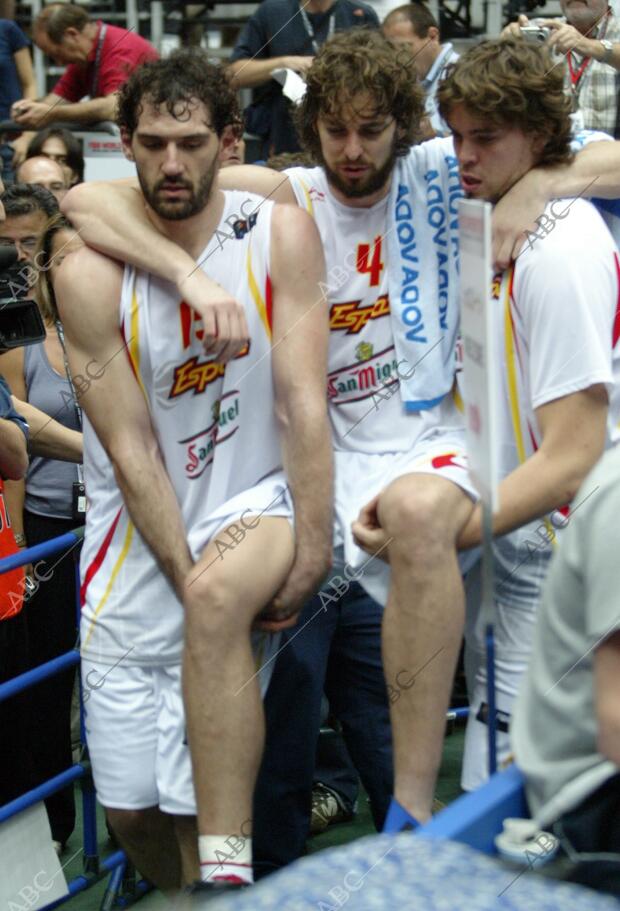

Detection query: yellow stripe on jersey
xmin=298 ymin=178 xmax=314 ymax=217
xmin=503 ymin=267 xmax=527 ymax=465
xmin=82 ymin=521 xmax=135 ymax=650
xmin=246 ymin=247 xmax=272 ymax=339
xmin=452 ymin=382 xmax=465 ymax=414
xmin=504 ymin=268 xmax=556 ymax=546
xmin=128 ymin=282 xmax=147 ymax=400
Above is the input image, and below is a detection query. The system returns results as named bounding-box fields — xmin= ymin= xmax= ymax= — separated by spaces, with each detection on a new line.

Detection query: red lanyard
xmin=568 ymin=10 xmax=610 ymax=90
xmin=567 ymin=52 xmax=591 ymax=88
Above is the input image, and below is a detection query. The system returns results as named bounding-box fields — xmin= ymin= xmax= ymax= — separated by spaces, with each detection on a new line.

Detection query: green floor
xmin=54 ymin=726 xmax=466 ymax=911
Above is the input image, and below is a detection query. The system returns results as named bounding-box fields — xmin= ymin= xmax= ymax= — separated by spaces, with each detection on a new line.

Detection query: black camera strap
xmin=55 ymin=320 xmax=84 ymax=486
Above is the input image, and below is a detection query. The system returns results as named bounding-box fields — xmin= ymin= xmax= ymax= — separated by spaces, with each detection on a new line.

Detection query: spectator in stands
xmin=504 ymin=0 xmax=620 ymax=137
xmin=16 ymin=156 xmax=68 ymax=204
xmin=229 ymin=0 xmax=379 ymax=157
xmin=1 ymin=186 xmax=84 ymax=852
xmin=220 ymin=120 xmax=246 ymax=167
xmin=383 ymin=3 xmax=458 ymax=138
xmin=513 ymin=446 xmax=620 ymax=895
xmin=0 ymin=182 xmax=56 ymax=263
xmin=24 ymin=127 xmax=85 ymax=185
xmin=0 ymin=18 xmax=36 ymax=182
xmin=10 ymin=4 xmax=158 ymax=160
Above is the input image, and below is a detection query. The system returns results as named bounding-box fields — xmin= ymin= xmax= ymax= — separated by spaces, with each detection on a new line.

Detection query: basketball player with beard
xmin=54 ymin=50 xmax=332 ymax=894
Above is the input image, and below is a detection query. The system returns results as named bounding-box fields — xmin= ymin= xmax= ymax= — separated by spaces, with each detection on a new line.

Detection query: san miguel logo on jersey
xmin=180 ymin=392 xmax=241 ymax=479
xmin=327 ymin=343 xmax=401 ymax=404
xmin=329 ymin=294 xmax=390 ymax=335
xmin=309 ymin=187 xmax=325 ymax=203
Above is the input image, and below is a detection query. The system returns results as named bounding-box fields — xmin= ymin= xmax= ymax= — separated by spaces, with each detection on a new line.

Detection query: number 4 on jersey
xmin=356 ymin=235 xmax=384 ymax=287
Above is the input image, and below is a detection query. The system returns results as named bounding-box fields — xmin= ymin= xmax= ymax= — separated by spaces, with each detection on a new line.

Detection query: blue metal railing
xmin=0 ymin=531 xmax=148 ymax=909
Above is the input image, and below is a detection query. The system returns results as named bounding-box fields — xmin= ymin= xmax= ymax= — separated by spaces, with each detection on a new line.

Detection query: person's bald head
xmin=16 ymin=156 xmax=68 ymax=204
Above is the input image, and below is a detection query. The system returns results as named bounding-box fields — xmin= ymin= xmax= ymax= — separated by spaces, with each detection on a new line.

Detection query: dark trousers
xmin=553 ymin=772 xmax=620 ymax=896
xmin=0 ymin=608 xmax=37 ymax=805
xmin=253 ymin=566 xmax=393 ymax=874
xmin=315 ymin=728 xmax=359 ymax=811
xmin=23 ymin=510 xmax=81 ymax=845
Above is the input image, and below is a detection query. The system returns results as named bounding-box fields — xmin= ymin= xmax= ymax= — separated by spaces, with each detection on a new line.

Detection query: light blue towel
xmin=388 ymin=137 xmax=463 ymax=412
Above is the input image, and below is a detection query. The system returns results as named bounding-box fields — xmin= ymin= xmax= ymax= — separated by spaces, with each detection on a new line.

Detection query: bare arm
xmin=14 ymin=47 xmax=37 ymax=100
xmin=62 ymin=169 xmax=295 ymax=358
xmin=228 ymin=56 xmax=314 ymax=89
xmin=266 ymin=204 xmax=333 ymax=620
xmin=493 ymin=141 xmax=620 ymax=269
xmin=41 ymin=93 xmax=118 ymax=124
xmin=12 ymin=92 xmax=116 ymax=128
xmin=541 ymin=19 xmax=620 ymax=70
xmin=458 ymin=386 xmax=608 ymax=548
xmin=2 ymin=349 xmax=27 ymax=540
xmin=595 ymin=630 xmax=620 ymax=765
xmin=55 ymin=245 xmax=193 ymax=598
xmin=0 ymin=418 xmax=28 ymax=480
xmin=16 ymin=399 xmax=83 ymax=461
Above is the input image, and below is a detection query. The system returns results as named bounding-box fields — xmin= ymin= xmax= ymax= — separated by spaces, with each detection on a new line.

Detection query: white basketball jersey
xmin=81 ymin=192 xmax=281 ymax=666
xmin=285 ymin=166 xmax=463 ymax=454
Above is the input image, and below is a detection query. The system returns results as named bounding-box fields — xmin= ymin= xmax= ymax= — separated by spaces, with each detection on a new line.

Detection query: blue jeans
xmin=253 ymin=561 xmax=393 ymax=874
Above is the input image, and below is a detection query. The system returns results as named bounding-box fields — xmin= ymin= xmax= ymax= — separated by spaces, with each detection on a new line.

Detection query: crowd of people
xmin=0 ymin=0 xmax=619 ymax=905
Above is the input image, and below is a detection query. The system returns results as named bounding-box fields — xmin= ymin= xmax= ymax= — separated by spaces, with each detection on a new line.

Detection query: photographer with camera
xmin=0 ymin=184 xmax=84 ymax=851
xmin=504 ymin=0 xmax=620 ymax=137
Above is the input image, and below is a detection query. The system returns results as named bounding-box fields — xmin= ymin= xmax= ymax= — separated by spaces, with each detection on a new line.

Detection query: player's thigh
xmin=188 ymin=516 xmax=295 ymax=614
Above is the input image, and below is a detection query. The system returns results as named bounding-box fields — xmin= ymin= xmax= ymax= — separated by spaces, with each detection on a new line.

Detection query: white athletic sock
xmin=198 ymin=834 xmax=253 ymax=884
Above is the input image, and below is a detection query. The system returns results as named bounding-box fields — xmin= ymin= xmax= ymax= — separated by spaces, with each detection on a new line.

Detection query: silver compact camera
xmin=520 ymin=25 xmax=551 ymax=42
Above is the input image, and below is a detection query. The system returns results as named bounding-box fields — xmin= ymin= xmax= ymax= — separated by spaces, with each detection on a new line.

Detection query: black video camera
xmin=0 ymin=244 xmax=45 ymax=350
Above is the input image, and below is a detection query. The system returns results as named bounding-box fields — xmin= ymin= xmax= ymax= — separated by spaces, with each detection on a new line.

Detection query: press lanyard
xmin=299 ymin=2 xmax=335 ymax=54
xmin=90 ymin=22 xmax=107 ymax=98
xmin=568 ymin=11 xmax=609 ymax=98
xmin=55 ymin=321 xmax=84 ymax=484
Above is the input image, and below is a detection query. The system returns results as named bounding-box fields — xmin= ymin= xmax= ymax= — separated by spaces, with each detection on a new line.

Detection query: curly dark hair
xmin=117 ymin=49 xmax=240 ymax=140
xmin=295 ymin=29 xmax=424 ymax=159
xmin=437 ymin=38 xmax=573 ymax=168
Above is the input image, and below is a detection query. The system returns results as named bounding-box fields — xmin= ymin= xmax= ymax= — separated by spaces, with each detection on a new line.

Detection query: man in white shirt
xmin=383 ymin=2 xmax=459 ymax=138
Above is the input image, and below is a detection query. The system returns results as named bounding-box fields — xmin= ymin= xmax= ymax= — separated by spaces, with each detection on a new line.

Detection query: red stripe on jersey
xmin=431 ymin=453 xmax=458 ymax=469
xmin=80 ymin=506 xmax=124 ymax=606
xmin=613 ymin=253 xmax=620 ymax=347
xmin=265 ymin=274 xmax=273 ymax=332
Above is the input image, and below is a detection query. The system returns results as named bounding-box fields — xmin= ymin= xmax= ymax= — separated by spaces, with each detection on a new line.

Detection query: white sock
xmin=198 ymin=834 xmax=253 ymax=884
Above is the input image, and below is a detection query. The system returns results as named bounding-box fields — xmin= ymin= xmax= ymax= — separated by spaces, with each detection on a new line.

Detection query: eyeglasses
xmin=0 ymin=237 xmax=38 ymax=252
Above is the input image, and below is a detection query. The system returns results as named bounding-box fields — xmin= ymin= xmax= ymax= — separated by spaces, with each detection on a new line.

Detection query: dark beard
xmin=320 ymin=142 xmax=398 ymax=200
xmin=138 ymin=157 xmax=218 ymax=220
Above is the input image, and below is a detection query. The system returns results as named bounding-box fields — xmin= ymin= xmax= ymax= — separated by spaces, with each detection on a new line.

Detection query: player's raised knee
xmin=182 ymin=569 xmax=242 ymax=639
xmin=378 ymin=477 xmax=457 ymax=542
